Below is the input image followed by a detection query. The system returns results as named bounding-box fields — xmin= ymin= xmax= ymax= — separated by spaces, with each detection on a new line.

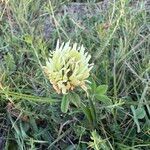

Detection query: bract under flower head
xmin=43 ymin=40 xmax=93 ymax=94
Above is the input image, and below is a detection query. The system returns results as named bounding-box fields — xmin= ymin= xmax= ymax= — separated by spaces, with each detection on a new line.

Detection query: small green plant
xmin=88 ymin=130 xmax=110 ymax=150
xmin=42 ymin=40 xmax=96 ymax=126
xmin=42 ymin=40 xmax=113 ymax=130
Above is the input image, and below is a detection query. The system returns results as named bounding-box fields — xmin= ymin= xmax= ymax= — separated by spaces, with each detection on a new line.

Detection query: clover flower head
xmin=43 ymin=40 xmax=93 ymax=94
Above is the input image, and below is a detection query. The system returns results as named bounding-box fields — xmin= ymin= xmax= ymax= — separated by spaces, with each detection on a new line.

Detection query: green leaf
xmin=96 ymin=85 xmax=108 ymax=95
xmin=80 ymin=103 xmax=93 ymax=125
xmin=61 ymin=95 xmax=70 ymax=113
xmin=95 ymin=94 xmax=112 ymax=105
xmin=135 ymin=107 xmax=146 ymax=119
xmin=69 ymin=93 xmax=81 ymax=107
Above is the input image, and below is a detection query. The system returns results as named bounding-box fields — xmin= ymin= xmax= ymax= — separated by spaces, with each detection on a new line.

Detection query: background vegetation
xmin=0 ymin=0 xmax=150 ymax=149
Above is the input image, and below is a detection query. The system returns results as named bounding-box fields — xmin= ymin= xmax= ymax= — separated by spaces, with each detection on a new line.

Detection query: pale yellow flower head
xmin=43 ymin=40 xmax=93 ymax=94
